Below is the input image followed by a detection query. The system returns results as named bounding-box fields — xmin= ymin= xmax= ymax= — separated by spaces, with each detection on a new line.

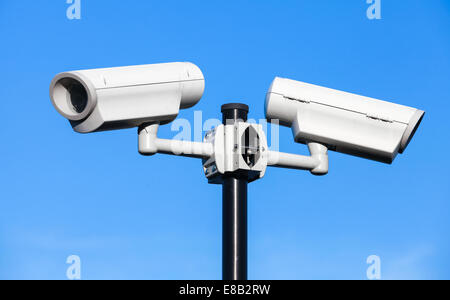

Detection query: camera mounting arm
xmin=138 ymin=122 xmax=329 ymax=176
xmin=138 ymin=123 xmax=214 ymax=159
xmin=267 ymin=143 xmax=329 ymax=175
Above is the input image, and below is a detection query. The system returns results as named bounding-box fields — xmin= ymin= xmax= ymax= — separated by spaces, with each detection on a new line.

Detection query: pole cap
xmin=221 ymin=103 xmax=249 ymax=113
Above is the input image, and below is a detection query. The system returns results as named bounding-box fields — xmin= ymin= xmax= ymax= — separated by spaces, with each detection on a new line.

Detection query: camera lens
xmin=68 ymin=82 xmax=88 ymax=113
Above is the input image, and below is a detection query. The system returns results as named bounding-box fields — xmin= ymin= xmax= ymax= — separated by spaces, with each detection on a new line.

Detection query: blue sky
xmin=0 ymin=0 xmax=449 ymax=280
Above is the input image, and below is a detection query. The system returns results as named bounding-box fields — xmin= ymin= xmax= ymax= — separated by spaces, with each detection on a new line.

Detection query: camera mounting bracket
xmin=138 ymin=117 xmax=329 ymax=180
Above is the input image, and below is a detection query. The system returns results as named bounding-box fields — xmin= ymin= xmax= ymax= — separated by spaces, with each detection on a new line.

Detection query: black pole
xmin=221 ymin=103 xmax=249 ymax=281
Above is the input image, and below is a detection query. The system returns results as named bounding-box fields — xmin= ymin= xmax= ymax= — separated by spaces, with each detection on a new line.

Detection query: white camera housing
xmin=50 ymin=62 xmax=205 ymax=133
xmin=266 ymin=77 xmax=425 ymax=163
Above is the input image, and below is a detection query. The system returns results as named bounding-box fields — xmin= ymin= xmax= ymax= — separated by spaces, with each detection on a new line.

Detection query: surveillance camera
xmin=50 ymin=62 xmax=205 ymax=133
xmin=265 ymin=77 xmax=425 ymax=164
